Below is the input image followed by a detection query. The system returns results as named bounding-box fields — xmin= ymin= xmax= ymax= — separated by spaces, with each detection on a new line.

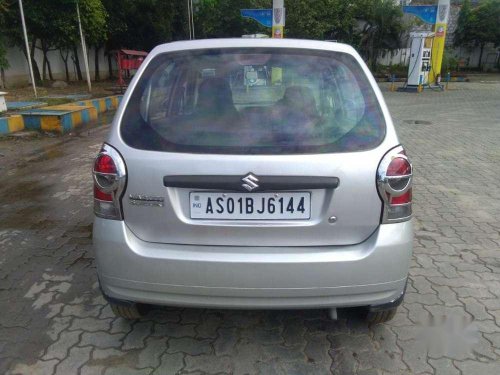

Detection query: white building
xmin=1 ymin=44 xmax=116 ymax=88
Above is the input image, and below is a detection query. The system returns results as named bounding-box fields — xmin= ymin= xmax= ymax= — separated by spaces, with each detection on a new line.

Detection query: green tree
xmin=0 ymin=0 xmax=8 ymax=87
xmin=454 ymin=0 xmax=500 ymax=68
xmin=470 ymin=0 xmax=500 ymax=68
xmin=284 ymin=0 xmax=354 ymax=41
xmin=0 ymin=0 xmax=9 ymax=69
xmin=78 ymin=0 xmax=108 ymax=81
xmin=2 ymin=0 xmax=106 ymax=82
xmin=101 ymin=0 xmax=188 ymax=77
xmin=54 ymin=0 xmax=107 ymax=81
xmin=52 ymin=7 xmax=78 ymax=82
xmin=102 ymin=0 xmax=183 ymax=51
xmin=194 ymin=0 xmax=268 ymax=38
xmin=354 ymin=0 xmax=407 ymax=71
xmin=3 ymin=0 xmax=43 ymax=82
xmin=100 ymin=0 xmax=130 ymax=78
xmin=194 ymin=0 xmax=354 ymax=41
xmin=454 ymin=0 xmax=472 ymax=48
xmin=0 ymin=36 xmax=7 ymax=71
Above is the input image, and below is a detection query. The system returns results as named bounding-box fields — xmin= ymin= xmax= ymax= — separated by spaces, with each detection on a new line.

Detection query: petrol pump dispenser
xmin=406 ymin=32 xmax=435 ymax=90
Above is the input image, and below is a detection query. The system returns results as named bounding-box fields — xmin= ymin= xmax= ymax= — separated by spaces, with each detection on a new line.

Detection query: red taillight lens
xmin=390 ymin=188 xmax=412 ymax=205
xmin=387 ymin=157 xmax=411 ymax=176
xmin=93 ymin=145 xmax=126 ymax=220
xmin=377 ymin=146 xmax=413 ymax=223
xmin=94 ymin=154 xmax=117 ymax=174
xmin=94 ymin=185 xmax=113 ymax=202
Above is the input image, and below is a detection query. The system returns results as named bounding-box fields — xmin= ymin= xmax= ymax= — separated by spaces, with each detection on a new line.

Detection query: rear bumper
xmin=93 ymin=218 xmax=413 ymax=309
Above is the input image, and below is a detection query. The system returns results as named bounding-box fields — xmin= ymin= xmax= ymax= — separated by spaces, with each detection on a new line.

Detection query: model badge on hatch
xmin=129 ymin=194 xmax=164 ymax=207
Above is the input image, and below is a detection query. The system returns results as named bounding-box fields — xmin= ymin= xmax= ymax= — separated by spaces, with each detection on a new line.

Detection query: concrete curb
xmin=22 ymin=105 xmax=98 ymax=133
xmin=0 ymin=115 xmax=24 ymax=135
xmin=75 ymin=96 xmax=121 ymax=114
xmin=376 ymin=76 xmax=469 ymax=83
xmin=0 ymin=95 xmax=122 ymax=135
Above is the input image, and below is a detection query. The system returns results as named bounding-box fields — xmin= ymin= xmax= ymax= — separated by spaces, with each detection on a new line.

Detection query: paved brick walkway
xmin=0 ymin=81 xmax=499 ymax=374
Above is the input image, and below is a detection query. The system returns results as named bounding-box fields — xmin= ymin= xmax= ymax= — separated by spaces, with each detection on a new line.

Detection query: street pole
xmin=77 ymin=1 xmax=92 ymax=92
xmin=187 ymin=0 xmax=195 ymax=39
xmin=187 ymin=0 xmax=192 ymax=39
xmin=18 ymin=0 xmax=37 ymax=98
xmin=190 ymin=0 xmax=195 ymax=39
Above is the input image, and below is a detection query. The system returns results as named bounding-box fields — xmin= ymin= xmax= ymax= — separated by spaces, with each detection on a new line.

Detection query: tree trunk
xmin=40 ymin=41 xmax=49 ymax=81
xmin=29 ymin=38 xmax=42 ymax=83
xmin=107 ymin=51 xmax=114 ymax=79
xmin=42 ymin=54 xmax=47 ymax=81
xmin=72 ymin=44 xmax=83 ymax=81
xmin=47 ymin=53 xmax=54 ymax=81
xmin=0 ymin=67 xmax=5 ymax=89
xmin=370 ymin=35 xmax=376 ymax=72
xmin=94 ymin=46 xmax=100 ymax=81
xmin=60 ymin=50 xmax=70 ymax=81
xmin=41 ymin=50 xmax=54 ymax=81
xmin=477 ymin=43 xmax=485 ymax=69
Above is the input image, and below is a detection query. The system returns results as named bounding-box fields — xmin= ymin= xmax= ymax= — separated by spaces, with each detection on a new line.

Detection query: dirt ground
xmin=0 ymin=111 xmax=116 ymax=173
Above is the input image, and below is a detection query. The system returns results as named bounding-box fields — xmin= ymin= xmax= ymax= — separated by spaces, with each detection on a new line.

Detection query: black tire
xmin=366 ymin=307 xmax=398 ymax=325
xmin=109 ymin=301 xmax=143 ymax=320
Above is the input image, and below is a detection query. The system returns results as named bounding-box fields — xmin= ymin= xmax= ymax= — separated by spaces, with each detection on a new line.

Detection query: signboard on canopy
xmin=240 ymin=9 xmax=273 ymax=27
xmin=402 ymin=5 xmax=437 ymax=24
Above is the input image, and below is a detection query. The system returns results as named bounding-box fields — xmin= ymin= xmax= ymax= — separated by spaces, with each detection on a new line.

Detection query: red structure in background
xmin=115 ymin=49 xmax=148 ymax=87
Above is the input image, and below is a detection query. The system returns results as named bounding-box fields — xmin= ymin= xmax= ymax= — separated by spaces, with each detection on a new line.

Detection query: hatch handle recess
xmin=163 ymin=175 xmax=340 ymax=192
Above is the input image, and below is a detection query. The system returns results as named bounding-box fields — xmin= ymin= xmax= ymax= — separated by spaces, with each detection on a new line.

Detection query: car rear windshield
xmin=120 ymin=48 xmax=386 ymax=154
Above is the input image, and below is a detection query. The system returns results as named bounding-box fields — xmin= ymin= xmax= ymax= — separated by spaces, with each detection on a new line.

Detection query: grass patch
xmin=45 ymin=98 xmax=73 ymax=106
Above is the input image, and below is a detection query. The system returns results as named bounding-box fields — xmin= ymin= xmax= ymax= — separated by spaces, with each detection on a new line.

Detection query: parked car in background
xmin=93 ymin=38 xmax=413 ymax=323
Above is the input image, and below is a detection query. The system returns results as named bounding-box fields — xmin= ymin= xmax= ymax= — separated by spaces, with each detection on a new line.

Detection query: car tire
xmin=366 ymin=307 xmax=397 ymax=324
xmin=109 ymin=301 xmax=143 ymax=320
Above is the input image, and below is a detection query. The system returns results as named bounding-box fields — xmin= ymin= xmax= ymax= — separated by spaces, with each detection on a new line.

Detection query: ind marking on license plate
xmin=190 ymin=192 xmax=311 ymax=220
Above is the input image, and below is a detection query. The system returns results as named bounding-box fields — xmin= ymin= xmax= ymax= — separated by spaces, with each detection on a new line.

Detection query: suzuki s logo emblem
xmin=241 ymin=173 xmax=259 ymax=191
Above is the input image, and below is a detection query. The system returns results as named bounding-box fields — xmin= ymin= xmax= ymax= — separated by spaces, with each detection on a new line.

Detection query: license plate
xmin=190 ymin=192 xmax=311 ymax=220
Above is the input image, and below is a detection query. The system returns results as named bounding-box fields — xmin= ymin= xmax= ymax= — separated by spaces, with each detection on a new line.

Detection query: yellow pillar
xmin=430 ymin=0 xmax=450 ymax=84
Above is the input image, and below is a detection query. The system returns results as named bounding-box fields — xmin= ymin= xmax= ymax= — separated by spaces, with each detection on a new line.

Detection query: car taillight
xmin=377 ymin=145 xmax=412 ymax=223
xmin=93 ymin=144 xmax=126 ymax=220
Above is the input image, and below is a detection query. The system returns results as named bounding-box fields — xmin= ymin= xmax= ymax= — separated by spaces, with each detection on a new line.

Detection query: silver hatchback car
xmin=93 ymin=39 xmax=413 ymax=323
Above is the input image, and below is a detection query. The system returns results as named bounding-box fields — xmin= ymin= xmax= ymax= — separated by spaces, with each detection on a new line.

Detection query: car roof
xmin=149 ymin=38 xmax=359 ymax=57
